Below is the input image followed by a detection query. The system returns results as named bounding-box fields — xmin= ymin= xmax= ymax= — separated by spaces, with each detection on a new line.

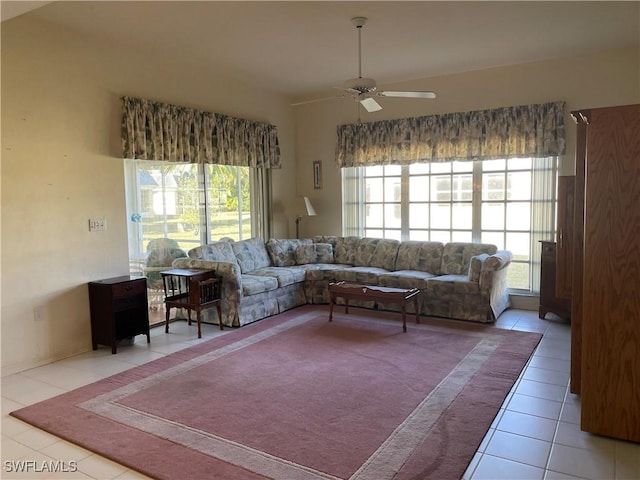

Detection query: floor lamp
xmin=295 ymin=197 xmax=317 ymax=238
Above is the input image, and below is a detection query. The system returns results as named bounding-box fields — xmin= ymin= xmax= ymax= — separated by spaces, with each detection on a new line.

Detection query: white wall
xmin=293 ymin=47 xmax=640 ymax=237
xmin=0 ymin=16 xmax=296 ymax=374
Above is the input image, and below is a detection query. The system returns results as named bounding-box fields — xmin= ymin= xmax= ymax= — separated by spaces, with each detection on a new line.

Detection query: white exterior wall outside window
xmin=343 ymin=157 xmax=557 ymax=293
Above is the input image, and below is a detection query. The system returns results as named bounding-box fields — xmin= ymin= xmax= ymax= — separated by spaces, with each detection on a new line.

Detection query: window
xmin=343 ymin=157 xmax=558 ymax=292
xmin=124 ymin=160 xmax=253 ymax=256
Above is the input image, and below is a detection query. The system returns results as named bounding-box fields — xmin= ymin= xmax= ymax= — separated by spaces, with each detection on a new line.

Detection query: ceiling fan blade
xmin=378 ymin=91 xmax=437 ymax=99
xmin=360 ymin=97 xmax=382 ymax=112
xmin=291 ymin=95 xmax=345 ymax=107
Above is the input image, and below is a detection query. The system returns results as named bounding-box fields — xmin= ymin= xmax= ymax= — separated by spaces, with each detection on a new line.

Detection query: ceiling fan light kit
xmin=292 ymin=16 xmax=436 ymax=113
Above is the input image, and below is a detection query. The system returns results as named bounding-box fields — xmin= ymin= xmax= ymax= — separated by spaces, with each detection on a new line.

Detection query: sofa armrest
xmin=483 ymin=250 xmax=512 ymax=272
xmin=171 ymin=258 xmax=242 ymax=297
xmin=479 ymin=250 xmax=512 ymax=319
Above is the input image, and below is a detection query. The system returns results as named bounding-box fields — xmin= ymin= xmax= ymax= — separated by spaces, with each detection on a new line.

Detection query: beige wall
xmin=0 ymin=17 xmax=296 ymax=374
xmin=293 ymin=46 xmax=640 ymax=237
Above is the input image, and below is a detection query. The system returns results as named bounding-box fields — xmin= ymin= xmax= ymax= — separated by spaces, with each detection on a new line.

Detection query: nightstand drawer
xmin=112 ymin=279 xmax=146 ymax=298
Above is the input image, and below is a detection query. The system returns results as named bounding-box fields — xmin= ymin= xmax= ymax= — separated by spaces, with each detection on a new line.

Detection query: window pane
xmin=207 ymin=165 xmax=251 ymax=242
xmin=409 ymin=230 xmax=430 ymax=241
xmin=506 ymin=232 xmax=530 ymax=259
xmin=366 ymin=165 xmax=384 ymax=177
xmin=508 ymin=262 xmax=530 ymax=290
xmin=384 ymin=165 xmax=402 ymax=175
xmin=506 ymin=203 xmax=531 ymax=230
xmin=409 ymin=176 xmax=429 ymax=201
xmin=482 ymin=173 xmax=505 ymax=200
xmin=453 ymin=174 xmax=473 ymax=201
xmin=432 ymin=176 xmax=451 ymax=201
xmin=431 ymin=230 xmax=451 ymax=243
xmin=365 ymin=178 xmax=383 ymax=202
xmin=431 ymin=204 xmax=450 ymax=229
xmin=452 ymin=230 xmax=472 ymax=242
xmin=384 ymin=204 xmax=401 ymax=228
xmin=410 ymin=163 xmax=430 ymax=174
xmin=482 ymin=159 xmax=505 ymax=171
xmin=481 ymin=231 xmax=505 ymax=249
xmin=365 ymin=204 xmax=383 ymax=228
xmin=508 ymin=157 xmax=532 ymax=170
xmin=507 ymin=171 xmax=531 ymax=200
xmin=431 ymin=162 xmax=450 ymax=173
xmin=384 ymin=229 xmax=402 ymax=241
xmin=452 ymin=204 xmax=472 ymax=229
xmin=482 ymin=203 xmax=504 ymax=230
xmin=137 ymin=162 xmax=201 ymax=252
xmin=452 ymin=161 xmax=472 ymax=173
xmin=409 ymin=203 xmax=429 ymax=228
xmin=384 ymin=177 xmax=401 ymax=202
xmin=365 ymin=228 xmax=383 ymax=238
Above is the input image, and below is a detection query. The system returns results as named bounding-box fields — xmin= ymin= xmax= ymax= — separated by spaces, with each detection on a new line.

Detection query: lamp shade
xmin=304 ymin=197 xmax=317 ymax=216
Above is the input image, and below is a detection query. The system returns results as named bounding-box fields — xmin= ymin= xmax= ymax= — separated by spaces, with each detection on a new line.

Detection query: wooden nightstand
xmin=161 ymin=269 xmax=222 ymax=338
xmin=88 ymin=276 xmax=150 ymax=354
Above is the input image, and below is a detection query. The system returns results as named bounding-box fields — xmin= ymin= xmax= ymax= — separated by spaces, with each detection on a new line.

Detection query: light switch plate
xmin=89 ymin=218 xmax=107 ymax=232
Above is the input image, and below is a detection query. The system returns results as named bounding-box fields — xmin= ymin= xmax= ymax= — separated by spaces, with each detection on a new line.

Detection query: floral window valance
xmin=335 ymin=101 xmax=565 ymax=167
xmin=121 ymin=96 xmax=281 ymax=168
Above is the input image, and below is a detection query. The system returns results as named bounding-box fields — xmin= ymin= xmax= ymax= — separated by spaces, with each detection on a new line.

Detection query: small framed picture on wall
xmin=313 ymin=160 xmax=322 ymax=189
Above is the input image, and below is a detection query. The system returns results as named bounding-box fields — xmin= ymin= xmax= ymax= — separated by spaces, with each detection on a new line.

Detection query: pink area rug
xmin=11 ymin=306 xmax=541 ymax=479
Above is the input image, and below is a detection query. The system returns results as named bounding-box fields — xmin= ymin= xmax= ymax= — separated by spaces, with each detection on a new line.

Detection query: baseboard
xmin=509 ymin=293 xmax=539 ymax=311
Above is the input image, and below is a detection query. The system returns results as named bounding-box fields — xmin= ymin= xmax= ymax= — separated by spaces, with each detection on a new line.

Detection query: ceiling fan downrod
xmin=351 ymin=17 xmax=367 ymax=79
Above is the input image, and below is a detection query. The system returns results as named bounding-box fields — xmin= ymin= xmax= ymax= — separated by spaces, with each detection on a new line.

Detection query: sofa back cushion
xmin=266 ymin=238 xmax=313 ymax=266
xmin=231 ymin=237 xmax=272 ymax=273
xmin=394 ymin=241 xmax=444 ymax=274
xmin=188 ymin=241 xmax=239 ymax=266
xmin=332 ymin=236 xmax=360 ymax=265
xmin=354 ymin=238 xmax=400 ymax=271
xmin=441 ymin=242 xmax=497 ymax=275
xmin=295 ymin=243 xmax=334 ymax=264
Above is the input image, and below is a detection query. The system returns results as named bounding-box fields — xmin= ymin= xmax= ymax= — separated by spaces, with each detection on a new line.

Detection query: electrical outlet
xmin=89 ymin=218 xmax=107 ymax=232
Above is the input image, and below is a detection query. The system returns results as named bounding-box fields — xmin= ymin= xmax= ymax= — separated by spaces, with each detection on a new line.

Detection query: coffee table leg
xmin=402 ymin=306 xmax=407 ymax=333
xmin=329 ymin=293 xmax=335 ymax=322
xmin=414 ymin=298 xmax=420 ymax=324
xmin=345 ymin=298 xmax=349 ymax=314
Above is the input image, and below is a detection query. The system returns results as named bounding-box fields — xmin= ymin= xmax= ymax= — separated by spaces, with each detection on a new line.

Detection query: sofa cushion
xmin=295 ymin=263 xmax=353 ymax=281
xmin=378 ymin=270 xmax=435 ymax=290
xmin=231 ymin=237 xmax=272 ymax=273
xmin=394 ymin=241 xmax=444 ymax=274
xmin=295 ymin=243 xmax=334 ymax=264
xmin=266 ymin=238 xmax=313 ymax=267
xmin=250 ymin=267 xmax=306 ymax=287
xmin=426 ymin=274 xmax=481 ymax=295
xmin=333 ymin=266 xmax=388 ymax=285
xmin=441 ymin=243 xmax=497 ymax=275
xmin=188 ymin=241 xmax=239 ymax=266
xmin=240 ymin=274 xmax=279 ymax=296
xmin=354 ymin=238 xmax=400 ymax=271
xmin=468 ymin=253 xmax=490 ymax=283
xmin=333 ymin=236 xmax=360 ymax=265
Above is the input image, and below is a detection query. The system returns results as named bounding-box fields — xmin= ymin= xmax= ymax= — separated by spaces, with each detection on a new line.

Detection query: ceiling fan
xmin=292 ymin=17 xmax=436 ymax=113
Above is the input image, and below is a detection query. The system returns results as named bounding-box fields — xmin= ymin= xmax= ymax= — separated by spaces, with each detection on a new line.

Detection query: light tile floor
xmin=1 ymin=308 xmax=639 ymax=480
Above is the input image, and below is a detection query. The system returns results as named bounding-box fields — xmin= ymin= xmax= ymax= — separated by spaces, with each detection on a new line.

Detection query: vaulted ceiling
xmin=3 ymin=1 xmax=639 ymax=100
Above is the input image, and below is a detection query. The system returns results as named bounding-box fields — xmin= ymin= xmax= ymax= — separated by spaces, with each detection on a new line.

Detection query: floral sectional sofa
xmin=170 ymin=236 xmax=512 ymax=328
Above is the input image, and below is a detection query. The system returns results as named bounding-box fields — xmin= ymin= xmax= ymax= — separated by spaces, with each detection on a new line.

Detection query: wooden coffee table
xmin=328 ymin=282 xmax=421 ymax=332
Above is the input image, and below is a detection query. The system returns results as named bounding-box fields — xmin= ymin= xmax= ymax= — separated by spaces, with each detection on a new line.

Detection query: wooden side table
xmin=88 ymin=276 xmax=150 ymax=354
xmin=161 ymin=269 xmax=222 ymax=338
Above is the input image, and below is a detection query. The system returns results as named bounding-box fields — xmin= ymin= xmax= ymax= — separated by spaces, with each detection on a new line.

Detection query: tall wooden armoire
xmin=569 ymin=104 xmax=640 ymax=443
